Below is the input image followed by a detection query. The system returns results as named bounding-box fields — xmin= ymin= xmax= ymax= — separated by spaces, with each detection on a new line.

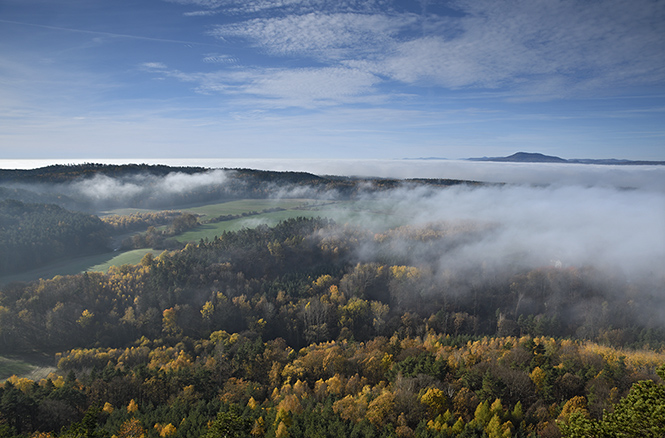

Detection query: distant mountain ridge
xmin=467 ymin=152 xmax=665 ymax=165
xmin=469 ymin=152 xmax=567 ymax=163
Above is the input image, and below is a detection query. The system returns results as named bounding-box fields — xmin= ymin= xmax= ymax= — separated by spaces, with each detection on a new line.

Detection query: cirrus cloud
xmin=210 ymin=12 xmax=413 ymax=60
xmin=198 ymin=0 xmax=665 ymax=100
xmin=140 ymin=62 xmax=381 ymax=107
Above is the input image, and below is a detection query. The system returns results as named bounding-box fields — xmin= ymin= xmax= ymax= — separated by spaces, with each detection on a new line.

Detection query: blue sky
xmin=1 ymin=0 xmax=664 ymax=160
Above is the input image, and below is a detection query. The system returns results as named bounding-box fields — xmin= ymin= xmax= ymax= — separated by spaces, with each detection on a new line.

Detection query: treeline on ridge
xmin=0 ymin=164 xmax=206 ymax=184
xmin=0 ymin=164 xmax=485 ymax=211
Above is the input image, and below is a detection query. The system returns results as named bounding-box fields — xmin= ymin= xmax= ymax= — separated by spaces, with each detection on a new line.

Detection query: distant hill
xmin=469 ymin=152 xmax=567 ymax=163
xmin=467 ymin=152 xmax=665 ymax=165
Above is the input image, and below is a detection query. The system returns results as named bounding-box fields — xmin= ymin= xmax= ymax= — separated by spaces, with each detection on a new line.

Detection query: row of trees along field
xmin=0 ymin=217 xmax=663 ymax=437
xmin=101 ymin=212 xmax=199 ymax=251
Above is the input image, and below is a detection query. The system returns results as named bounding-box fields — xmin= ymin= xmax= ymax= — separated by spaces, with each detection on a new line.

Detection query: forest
xmin=0 ymin=165 xmax=663 ymax=437
xmin=0 ymin=200 xmax=109 ymax=275
xmin=0 ymin=164 xmax=481 ymax=212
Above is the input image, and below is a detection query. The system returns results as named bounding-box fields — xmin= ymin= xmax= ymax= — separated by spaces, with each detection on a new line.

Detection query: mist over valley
xmin=2 ymin=160 xmax=662 ymax=280
xmin=3 ymin=0 xmax=665 ymax=433
xmin=0 ymin=161 xmax=663 ymax=437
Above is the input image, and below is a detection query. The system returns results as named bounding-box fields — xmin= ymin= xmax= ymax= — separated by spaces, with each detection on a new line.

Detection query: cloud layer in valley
xmin=152 ymin=159 xmax=665 ymax=192
xmin=349 ymin=183 xmax=664 ymax=282
xmin=27 ymin=162 xmax=659 ymax=283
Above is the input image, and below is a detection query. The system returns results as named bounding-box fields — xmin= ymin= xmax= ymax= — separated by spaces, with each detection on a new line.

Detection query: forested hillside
xmin=0 ymin=164 xmax=206 ymax=184
xmin=0 ymin=200 xmax=109 ymax=275
xmin=0 ymin=164 xmax=481 ymax=212
xmin=0 ymin=217 xmax=663 ymax=437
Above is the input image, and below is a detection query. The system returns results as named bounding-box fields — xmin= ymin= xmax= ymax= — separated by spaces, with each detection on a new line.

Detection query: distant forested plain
xmin=0 ymin=164 xmax=663 ymax=438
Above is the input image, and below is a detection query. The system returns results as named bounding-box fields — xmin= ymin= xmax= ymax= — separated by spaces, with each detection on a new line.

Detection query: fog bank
xmin=68 ymin=170 xmax=228 ymax=204
xmin=349 ymin=183 xmax=665 ymax=281
xmin=1 ymin=160 xmax=662 ymax=281
xmin=2 ymin=159 xmax=664 ymax=191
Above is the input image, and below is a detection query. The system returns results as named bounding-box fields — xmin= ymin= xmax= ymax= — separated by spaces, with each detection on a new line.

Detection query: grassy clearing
xmin=22 ymin=365 xmax=58 ymax=381
xmin=0 ymin=251 xmax=122 ymax=285
xmin=174 ymin=198 xmax=355 ymax=242
xmin=181 ymin=199 xmax=314 ymax=219
xmin=0 ymin=355 xmax=58 ymax=381
xmin=0 ymin=249 xmax=158 ymax=285
xmin=175 ymin=210 xmax=323 ymax=242
xmin=0 ymin=356 xmax=34 ymax=380
xmin=99 ymin=207 xmax=163 ymax=216
xmin=87 ymin=249 xmax=158 ymax=272
xmin=100 ymin=199 xmax=320 ymax=218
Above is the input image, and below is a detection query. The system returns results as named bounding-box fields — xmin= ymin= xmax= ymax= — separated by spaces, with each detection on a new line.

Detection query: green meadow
xmin=174 ymin=198 xmax=354 ymax=242
xmin=0 ymin=354 xmax=59 ymax=381
xmin=180 ymin=198 xmax=316 ymax=217
xmin=0 ymin=356 xmax=34 ymax=380
xmin=86 ymin=248 xmax=159 ymax=272
xmin=0 ymin=249 xmax=159 ymax=285
xmin=175 ymin=210 xmax=324 ymax=242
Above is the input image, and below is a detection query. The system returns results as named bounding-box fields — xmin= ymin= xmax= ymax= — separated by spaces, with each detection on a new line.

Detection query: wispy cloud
xmin=141 ymin=62 xmax=381 ymax=107
xmin=210 ymin=12 xmax=412 ymax=60
xmin=188 ymin=0 xmax=665 ymax=101
xmin=359 ymin=182 xmax=665 ymax=279
xmin=202 ymin=54 xmax=238 ymax=64
xmin=241 ymin=67 xmax=381 ymax=106
xmin=142 ymin=62 xmax=168 ymax=70
xmin=68 ymin=170 xmax=229 ymax=205
xmin=168 ymin=0 xmax=392 ymax=15
xmin=183 ymin=10 xmax=222 ymax=17
xmin=0 ymin=19 xmax=220 ymax=47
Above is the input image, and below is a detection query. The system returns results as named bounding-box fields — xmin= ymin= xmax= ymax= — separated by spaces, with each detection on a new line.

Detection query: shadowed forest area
xmin=0 ymin=165 xmax=663 ymax=437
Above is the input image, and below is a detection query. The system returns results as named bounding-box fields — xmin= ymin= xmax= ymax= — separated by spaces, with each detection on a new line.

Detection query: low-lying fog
xmin=2 ymin=159 xmax=663 ymax=282
xmin=354 ymin=183 xmax=664 ymax=282
xmin=2 ymin=158 xmax=664 ymax=190
xmin=209 ymin=159 xmax=665 ymax=191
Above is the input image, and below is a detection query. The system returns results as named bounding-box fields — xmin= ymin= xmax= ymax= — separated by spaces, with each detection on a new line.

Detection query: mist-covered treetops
xmin=0 ymin=164 xmax=663 ymax=437
xmin=0 ymin=216 xmax=663 ymax=437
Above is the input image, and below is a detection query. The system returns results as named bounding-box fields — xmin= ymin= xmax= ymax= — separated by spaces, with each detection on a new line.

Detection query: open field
xmin=175 ymin=210 xmax=324 ymax=242
xmin=174 ymin=199 xmax=352 ymax=242
xmin=99 ymin=207 xmax=164 ymax=216
xmin=173 ymin=198 xmax=410 ymax=242
xmin=0 ymin=355 xmax=58 ymax=381
xmin=180 ymin=198 xmax=318 ymax=218
xmin=0 ymin=249 xmax=158 ymax=285
xmin=0 ymin=356 xmax=34 ymax=380
xmin=86 ymin=248 xmax=158 ymax=272
xmin=0 ymin=251 xmax=124 ymax=285
xmin=100 ymin=199 xmax=327 ymax=218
